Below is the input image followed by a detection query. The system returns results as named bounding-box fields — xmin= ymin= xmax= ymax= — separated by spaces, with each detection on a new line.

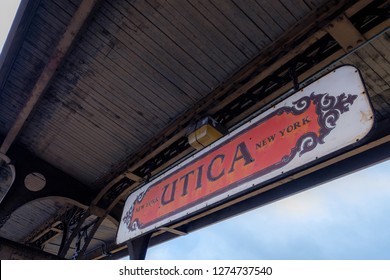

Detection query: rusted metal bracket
xmin=159 ymin=227 xmax=187 ymax=236
xmin=89 ymin=206 xmax=106 ymax=218
xmin=326 ymin=14 xmax=366 ymax=52
xmin=124 ymin=172 xmax=145 ymax=183
xmin=288 ymin=62 xmax=300 ymax=91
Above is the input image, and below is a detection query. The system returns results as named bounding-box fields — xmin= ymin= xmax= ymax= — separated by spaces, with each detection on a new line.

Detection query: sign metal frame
xmin=117 ymin=65 xmax=374 ymax=244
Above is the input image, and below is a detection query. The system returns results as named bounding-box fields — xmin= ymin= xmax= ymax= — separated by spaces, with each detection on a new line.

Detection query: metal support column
xmin=126 ymin=233 xmax=152 ymax=260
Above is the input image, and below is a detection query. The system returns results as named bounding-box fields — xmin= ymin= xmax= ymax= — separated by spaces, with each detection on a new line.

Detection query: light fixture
xmin=0 ymin=153 xmax=16 ymax=204
xmin=187 ymin=116 xmax=227 ymax=150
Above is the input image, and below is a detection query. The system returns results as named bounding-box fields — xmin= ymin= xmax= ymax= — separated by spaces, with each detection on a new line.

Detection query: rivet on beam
xmin=326 ymin=14 xmax=366 ymax=52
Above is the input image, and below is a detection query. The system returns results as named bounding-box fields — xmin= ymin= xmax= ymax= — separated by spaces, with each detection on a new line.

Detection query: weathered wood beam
xmin=0 ymin=0 xmax=100 ymax=154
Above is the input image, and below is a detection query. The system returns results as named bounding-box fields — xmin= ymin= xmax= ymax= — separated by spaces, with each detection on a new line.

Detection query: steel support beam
xmin=126 ymin=233 xmax=152 ymax=260
xmin=326 ymin=14 xmax=366 ymax=51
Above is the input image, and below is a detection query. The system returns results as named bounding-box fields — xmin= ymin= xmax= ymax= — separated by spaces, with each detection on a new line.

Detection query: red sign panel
xmin=117 ymin=65 xmax=373 ymax=243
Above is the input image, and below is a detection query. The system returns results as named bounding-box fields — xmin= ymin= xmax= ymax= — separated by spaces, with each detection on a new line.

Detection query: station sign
xmin=117 ymin=65 xmax=374 ymax=243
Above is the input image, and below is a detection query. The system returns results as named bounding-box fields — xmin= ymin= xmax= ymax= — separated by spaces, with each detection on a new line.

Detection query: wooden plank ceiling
xmin=1 ymin=0 xmax=328 ymax=188
xmin=0 ymin=0 xmax=389 ymax=259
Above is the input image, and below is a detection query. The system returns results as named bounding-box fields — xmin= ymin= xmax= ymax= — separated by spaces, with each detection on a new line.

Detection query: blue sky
xmin=147 ymin=159 xmax=390 ymax=259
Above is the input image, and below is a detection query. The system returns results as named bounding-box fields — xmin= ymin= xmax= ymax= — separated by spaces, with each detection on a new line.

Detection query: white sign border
xmin=117 ymin=65 xmax=374 ymax=244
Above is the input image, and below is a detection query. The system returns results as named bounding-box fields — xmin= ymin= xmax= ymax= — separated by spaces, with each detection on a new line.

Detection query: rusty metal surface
xmin=336 ymin=31 xmax=390 ymax=119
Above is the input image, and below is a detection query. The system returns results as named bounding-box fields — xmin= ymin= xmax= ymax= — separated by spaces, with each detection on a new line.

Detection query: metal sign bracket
xmin=126 ymin=232 xmax=152 ymax=260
